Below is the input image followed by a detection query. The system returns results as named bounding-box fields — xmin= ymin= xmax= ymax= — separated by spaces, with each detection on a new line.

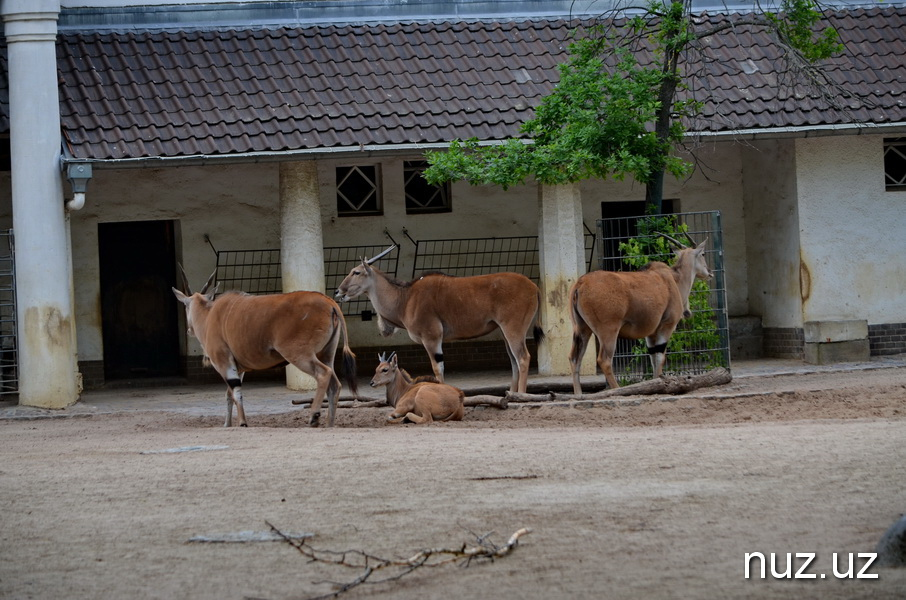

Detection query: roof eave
xmin=62 ymin=122 xmax=906 ymax=170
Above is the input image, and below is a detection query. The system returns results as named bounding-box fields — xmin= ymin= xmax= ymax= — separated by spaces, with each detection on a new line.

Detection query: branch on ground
xmin=259 ymin=522 xmax=531 ymax=600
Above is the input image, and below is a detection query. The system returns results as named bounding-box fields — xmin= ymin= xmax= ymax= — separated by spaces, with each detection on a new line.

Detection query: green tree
xmin=423 ymin=0 xmax=842 ymax=213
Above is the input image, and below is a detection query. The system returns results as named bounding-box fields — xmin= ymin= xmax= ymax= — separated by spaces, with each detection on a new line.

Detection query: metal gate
xmin=0 ymin=230 xmax=17 ymax=395
xmin=595 ymin=210 xmax=730 ymax=383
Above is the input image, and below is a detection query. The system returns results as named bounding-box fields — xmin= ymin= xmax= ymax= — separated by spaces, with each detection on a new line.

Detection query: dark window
xmin=336 ymin=165 xmax=382 ymax=216
xmin=404 ymin=160 xmax=451 ymax=214
xmin=884 ymin=138 xmax=906 ymax=191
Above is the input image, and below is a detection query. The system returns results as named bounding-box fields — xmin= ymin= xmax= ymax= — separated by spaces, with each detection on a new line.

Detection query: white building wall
xmin=68 ymin=163 xmax=280 ymax=362
xmin=795 ymin=135 xmax=906 ymax=325
xmin=0 ymin=139 xmax=773 ymax=366
xmin=741 ymin=138 xmax=803 ymax=328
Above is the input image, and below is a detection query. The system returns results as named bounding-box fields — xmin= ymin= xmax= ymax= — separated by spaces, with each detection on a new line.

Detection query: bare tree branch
xmin=259 ymin=522 xmax=532 ymax=600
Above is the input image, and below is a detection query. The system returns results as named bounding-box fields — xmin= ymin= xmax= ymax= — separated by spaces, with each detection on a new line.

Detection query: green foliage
xmin=767 ymin=0 xmax=843 ymax=62
xmin=615 ymin=212 xmax=724 ymax=381
xmin=424 ymin=0 xmax=842 ymax=208
xmin=424 ymin=39 xmax=685 ymax=190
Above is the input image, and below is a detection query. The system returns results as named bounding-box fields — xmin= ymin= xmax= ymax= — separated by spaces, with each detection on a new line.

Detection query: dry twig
xmin=260 ymin=522 xmax=531 ymax=600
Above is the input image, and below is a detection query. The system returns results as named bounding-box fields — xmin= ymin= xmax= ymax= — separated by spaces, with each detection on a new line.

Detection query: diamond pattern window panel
xmin=337 ymin=165 xmax=382 ymax=216
xmin=404 ymin=160 xmax=451 ymax=214
xmin=884 ymin=138 xmax=906 ymax=191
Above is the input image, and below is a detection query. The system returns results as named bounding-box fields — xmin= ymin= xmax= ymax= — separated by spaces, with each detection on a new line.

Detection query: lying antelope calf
xmin=370 ymin=352 xmax=464 ymax=424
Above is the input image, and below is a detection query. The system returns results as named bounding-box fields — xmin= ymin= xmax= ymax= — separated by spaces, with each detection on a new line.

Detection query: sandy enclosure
xmin=1 ymin=366 xmax=905 ymax=600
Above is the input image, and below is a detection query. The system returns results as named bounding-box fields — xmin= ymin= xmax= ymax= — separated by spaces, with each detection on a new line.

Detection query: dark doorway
xmin=99 ymin=220 xmax=179 ymax=380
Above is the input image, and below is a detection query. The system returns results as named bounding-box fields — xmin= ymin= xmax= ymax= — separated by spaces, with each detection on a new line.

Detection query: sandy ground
xmin=1 ymin=365 xmax=905 ymax=600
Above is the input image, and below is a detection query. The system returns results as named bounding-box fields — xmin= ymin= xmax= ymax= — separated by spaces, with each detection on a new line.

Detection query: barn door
xmin=99 ymin=220 xmax=179 ymax=380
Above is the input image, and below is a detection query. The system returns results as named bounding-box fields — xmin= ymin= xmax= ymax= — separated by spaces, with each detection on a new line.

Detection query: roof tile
xmin=3 ymin=6 xmax=899 ymax=161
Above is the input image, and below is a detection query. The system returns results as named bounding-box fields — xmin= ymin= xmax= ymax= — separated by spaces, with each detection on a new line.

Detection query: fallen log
xmin=504 ymin=391 xmax=553 ymax=403
xmin=464 ymin=395 xmax=508 ymax=409
xmin=296 ymin=396 xmax=509 ymax=410
xmin=553 ymin=367 xmax=732 ymax=401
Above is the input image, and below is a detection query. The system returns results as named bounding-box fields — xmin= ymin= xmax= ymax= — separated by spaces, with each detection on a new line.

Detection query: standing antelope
xmin=568 ymin=238 xmax=712 ymax=394
xmin=370 ymin=352 xmax=464 ymax=424
xmin=336 ymin=246 xmax=544 ymax=394
xmin=172 ymin=269 xmax=357 ymax=427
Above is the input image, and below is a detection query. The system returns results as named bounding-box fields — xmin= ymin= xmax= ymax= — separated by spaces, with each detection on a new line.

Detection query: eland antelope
xmin=336 ymin=246 xmax=544 ymax=393
xmin=568 ymin=236 xmax=712 ymax=394
xmin=370 ymin=352 xmax=464 ymax=424
xmin=172 ymin=269 xmax=357 ymax=427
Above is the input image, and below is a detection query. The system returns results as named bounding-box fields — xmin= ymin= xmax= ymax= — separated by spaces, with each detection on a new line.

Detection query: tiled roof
xmin=15 ymin=6 xmax=906 ymax=161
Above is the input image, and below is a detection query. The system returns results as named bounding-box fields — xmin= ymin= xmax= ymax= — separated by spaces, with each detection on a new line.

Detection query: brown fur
xmin=173 ymin=285 xmax=357 ymax=427
xmin=337 ymin=265 xmax=544 ymax=393
xmin=370 ymin=353 xmax=464 ymax=424
xmin=568 ymin=242 xmax=711 ymax=394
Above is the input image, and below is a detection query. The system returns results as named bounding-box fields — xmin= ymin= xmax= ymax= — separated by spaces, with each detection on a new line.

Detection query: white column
xmin=537 ymin=183 xmax=594 ymax=376
xmin=279 ymin=161 xmax=326 ymax=391
xmin=2 ymin=0 xmax=79 ymax=408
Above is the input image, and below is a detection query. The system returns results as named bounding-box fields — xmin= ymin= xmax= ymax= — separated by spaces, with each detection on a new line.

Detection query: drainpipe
xmin=65 ymin=163 xmax=92 ymax=211
xmin=2 ymin=0 xmax=80 ymax=408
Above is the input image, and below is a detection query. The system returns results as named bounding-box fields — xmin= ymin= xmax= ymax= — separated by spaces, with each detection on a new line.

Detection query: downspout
xmin=64 ymin=162 xmax=91 ymax=211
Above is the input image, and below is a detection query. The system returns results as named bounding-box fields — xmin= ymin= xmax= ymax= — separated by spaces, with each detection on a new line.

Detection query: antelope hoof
xmin=309 ymin=411 xmax=320 ymax=427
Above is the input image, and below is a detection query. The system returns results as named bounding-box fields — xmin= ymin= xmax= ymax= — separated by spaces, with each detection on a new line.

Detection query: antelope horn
xmin=199 ymin=268 xmax=218 ymax=295
xmin=365 ymin=245 xmax=396 ymax=265
xmin=657 ymin=232 xmax=689 ymax=249
xmin=176 ymin=263 xmax=192 ymax=294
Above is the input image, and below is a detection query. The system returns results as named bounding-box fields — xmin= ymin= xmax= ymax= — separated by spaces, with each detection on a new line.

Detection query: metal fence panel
xmin=0 ymin=231 xmax=17 ymax=395
xmin=595 ymin=211 xmax=730 ymax=383
xmin=410 ymin=225 xmax=597 ymax=280
xmin=210 ymin=242 xmax=400 ymax=317
xmin=412 ymin=236 xmax=540 ymax=280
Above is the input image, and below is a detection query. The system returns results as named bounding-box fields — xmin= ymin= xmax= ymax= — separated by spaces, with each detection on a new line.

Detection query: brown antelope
xmin=172 ymin=269 xmax=357 ymax=427
xmin=370 ymin=352 xmax=464 ymax=424
xmin=336 ymin=246 xmax=544 ymax=393
xmin=568 ymin=237 xmax=712 ymax=394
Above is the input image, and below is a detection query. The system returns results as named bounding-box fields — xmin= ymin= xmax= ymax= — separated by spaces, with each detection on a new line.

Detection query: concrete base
xmin=804 ymin=339 xmax=870 ymax=365
xmin=729 ymin=316 xmax=763 ymax=360
xmin=803 ymin=319 xmax=870 ymax=365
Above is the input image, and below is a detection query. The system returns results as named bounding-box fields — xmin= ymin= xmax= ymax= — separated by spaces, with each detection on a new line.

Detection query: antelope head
xmin=335 ymin=245 xmax=395 ymax=302
xmin=658 ymin=233 xmax=712 ymax=281
xmin=172 ymin=265 xmax=219 ymax=339
xmin=370 ymin=351 xmax=398 ymax=387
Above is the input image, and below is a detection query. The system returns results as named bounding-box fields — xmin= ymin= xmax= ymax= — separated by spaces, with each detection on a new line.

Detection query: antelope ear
xmin=172 ymin=288 xmax=190 ymax=305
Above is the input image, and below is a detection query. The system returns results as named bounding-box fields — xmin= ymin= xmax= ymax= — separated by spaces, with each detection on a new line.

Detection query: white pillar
xmin=537 ymin=183 xmax=594 ymax=376
xmin=279 ymin=161 xmax=326 ymax=391
xmin=2 ymin=0 xmax=79 ymax=408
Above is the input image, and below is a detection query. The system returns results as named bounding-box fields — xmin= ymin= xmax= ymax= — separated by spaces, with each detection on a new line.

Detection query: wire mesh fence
xmin=209 ymin=239 xmax=400 ymax=317
xmin=595 ymin=210 xmax=729 ymax=383
xmin=0 ymin=231 xmax=17 ymax=395
xmin=410 ymin=225 xmax=597 ymax=280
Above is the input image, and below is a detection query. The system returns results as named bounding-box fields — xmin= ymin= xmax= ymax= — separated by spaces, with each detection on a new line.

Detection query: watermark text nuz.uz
xmin=745 ymin=552 xmax=879 ymax=579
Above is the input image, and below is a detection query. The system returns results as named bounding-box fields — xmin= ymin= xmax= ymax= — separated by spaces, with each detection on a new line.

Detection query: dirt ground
xmin=1 ymin=366 xmax=905 ymax=600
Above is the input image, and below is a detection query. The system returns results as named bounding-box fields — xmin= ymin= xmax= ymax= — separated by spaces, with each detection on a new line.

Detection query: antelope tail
xmin=533 ymin=289 xmax=546 ymax=346
xmin=334 ymin=306 xmax=358 ymax=398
